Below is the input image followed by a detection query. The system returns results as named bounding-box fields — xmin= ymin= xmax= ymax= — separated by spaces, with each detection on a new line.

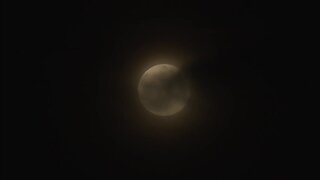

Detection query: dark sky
xmin=3 ymin=0 xmax=307 ymax=179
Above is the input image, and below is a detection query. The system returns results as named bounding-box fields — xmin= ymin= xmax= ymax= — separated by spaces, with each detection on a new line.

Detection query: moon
xmin=138 ymin=64 xmax=190 ymax=116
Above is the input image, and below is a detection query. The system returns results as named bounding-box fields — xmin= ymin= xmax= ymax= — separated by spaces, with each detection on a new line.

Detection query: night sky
xmin=3 ymin=0 xmax=308 ymax=179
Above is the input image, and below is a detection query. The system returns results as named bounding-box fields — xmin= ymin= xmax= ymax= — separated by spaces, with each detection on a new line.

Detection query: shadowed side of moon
xmin=138 ymin=64 xmax=190 ymax=116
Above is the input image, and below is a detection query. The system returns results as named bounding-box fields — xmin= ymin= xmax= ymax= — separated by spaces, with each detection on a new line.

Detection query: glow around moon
xmin=138 ymin=64 xmax=190 ymax=116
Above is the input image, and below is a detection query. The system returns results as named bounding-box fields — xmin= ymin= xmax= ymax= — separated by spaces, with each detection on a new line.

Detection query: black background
xmin=3 ymin=0 xmax=307 ymax=179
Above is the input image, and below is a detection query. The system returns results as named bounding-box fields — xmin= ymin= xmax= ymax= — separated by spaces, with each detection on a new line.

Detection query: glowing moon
xmin=138 ymin=64 xmax=190 ymax=116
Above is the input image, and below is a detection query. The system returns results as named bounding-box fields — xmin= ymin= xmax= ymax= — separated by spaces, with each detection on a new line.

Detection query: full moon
xmin=138 ymin=64 xmax=190 ymax=116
